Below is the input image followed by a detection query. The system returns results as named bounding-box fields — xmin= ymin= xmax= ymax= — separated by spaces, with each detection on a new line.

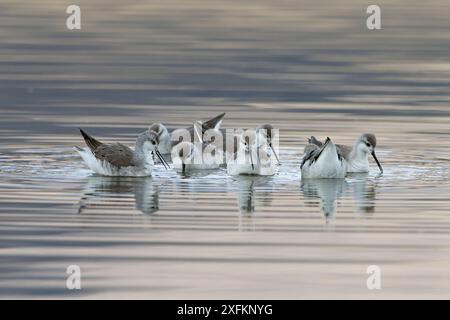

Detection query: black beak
xmin=182 ymin=163 xmax=186 ymax=173
xmin=249 ymin=151 xmax=254 ymax=170
xmin=371 ymin=150 xmax=383 ymax=173
xmin=269 ymin=142 xmax=280 ymax=165
xmin=155 ymin=149 xmax=169 ymax=170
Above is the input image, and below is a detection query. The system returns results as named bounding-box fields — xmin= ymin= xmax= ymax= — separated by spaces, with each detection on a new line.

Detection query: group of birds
xmin=75 ymin=112 xmax=383 ymax=178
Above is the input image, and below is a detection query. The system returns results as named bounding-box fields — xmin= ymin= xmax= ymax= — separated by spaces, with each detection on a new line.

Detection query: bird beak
xmin=371 ymin=150 xmax=383 ymax=173
xmin=155 ymin=149 xmax=169 ymax=170
xmin=249 ymin=150 xmax=254 ymax=170
xmin=269 ymin=142 xmax=280 ymax=165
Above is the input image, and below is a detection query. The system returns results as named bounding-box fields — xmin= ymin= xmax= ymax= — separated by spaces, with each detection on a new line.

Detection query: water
xmin=1 ymin=0 xmax=450 ymax=299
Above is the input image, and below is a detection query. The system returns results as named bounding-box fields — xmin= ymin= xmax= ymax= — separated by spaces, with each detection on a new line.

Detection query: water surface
xmin=1 ymin=0 xmax=450 ymax=299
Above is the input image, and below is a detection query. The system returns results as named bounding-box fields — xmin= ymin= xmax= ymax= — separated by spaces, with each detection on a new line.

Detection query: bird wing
xmin=171 ymin=113 xmax=227 ymax=148
xmin=201 ymin=112 xmax=225 ymax=131
xmin=93 ymin=143 xmax=135 ymax=167
xmin=80 ymin=129 xmax=103 ymax=152
xmin=300 ymin=143 xmax=320 ymax=169
xmin=308 ymin=136 xmax=323 ymax=147
xmin=335 ymin=144 xmax=352 ymax=160
xmin=308 ymin=136 xmax=351 ymax=160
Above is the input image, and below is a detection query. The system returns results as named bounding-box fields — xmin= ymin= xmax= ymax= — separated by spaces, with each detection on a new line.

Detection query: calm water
xmin=1 ymin=0 xmax=450 ymax=299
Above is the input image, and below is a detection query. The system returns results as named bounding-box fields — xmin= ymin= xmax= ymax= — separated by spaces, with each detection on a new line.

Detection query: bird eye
xmin=365 ymin=142 xmax=370 ymax=147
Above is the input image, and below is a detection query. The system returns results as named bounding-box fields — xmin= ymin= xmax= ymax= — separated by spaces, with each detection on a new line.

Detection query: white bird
xmin=308 ymin=133 xmax=383 ymax=173
xmin=256 ymin=123 xmax=281 ymax=164
xmin=227 ymin=130 xmax=277 ymax=176
xmin=147 ymin=123 xmax=172 ymax=155
xmin=149 ymin=112 xmax=226 ymax=155
xmin=75 ymin=129 xmax=169 ymax=177
xmin=301 ymin=137 xmax=347 ymax=179
xmin=171 ymin=121 xmax=223 ymax=172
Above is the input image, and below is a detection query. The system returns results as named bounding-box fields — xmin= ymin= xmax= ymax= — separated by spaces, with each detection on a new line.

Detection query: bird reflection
xmin=300 ymin=178 xmax=346 ymax=218
xmin=234 ymin=176 xmax=274 ymax=215
xmin=346 ymin=173 xmax=377 ymax=214
xmin=78 ymin=176 xmax=159 ymax=215
xmin=301 ymin=174 xmax=379 ymax=218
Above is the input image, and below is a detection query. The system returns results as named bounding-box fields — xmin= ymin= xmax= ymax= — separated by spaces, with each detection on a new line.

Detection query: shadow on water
xmin=78 ymin=176 xmax=160 ymax=215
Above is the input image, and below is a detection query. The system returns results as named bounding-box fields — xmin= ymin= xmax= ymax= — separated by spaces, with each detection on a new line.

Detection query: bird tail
xmin=308 ymin=136 xmax=323 ymax=147
xmin=203 ymin=112 xmax=226 ymax=131
xmin=79 ymin=128 xmax=103 ymax=152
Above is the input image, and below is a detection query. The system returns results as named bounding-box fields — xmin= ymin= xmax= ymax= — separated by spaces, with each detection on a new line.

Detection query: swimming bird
xmin=171 ymin=121 xmax=223 ymax=172
xmin=75 ymin=129 xmax=169 ymax=176
xmin=147 ymin=123 xmax=172 ymax=155
xmin=256 ymin=124 xmax=281 ymax=164
xmin=301 ymin=137 xmax=347 ymax=179
xmin=227 ymin=129 xmax=277 ymax=176
xmin=308 ymin=134 xmax=383 ymax=173
xmin=149 ymin=112 xmax=226 ymax=155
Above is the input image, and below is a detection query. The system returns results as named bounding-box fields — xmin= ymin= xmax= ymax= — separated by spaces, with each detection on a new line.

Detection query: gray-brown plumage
xmin=201 ymin=112 xmax=225 ymax=132
xmin=91 ymin=143 xmax=135 ymax=167
xmin=78 ymin=129 xmax=136 ymax=167
xmin=80 ymin=128 xmax=103 ymax=151
xmin=77 ymin=129 xmax=169 ymax=170
xmin=308 ymin=136 xmax=352 ymax=160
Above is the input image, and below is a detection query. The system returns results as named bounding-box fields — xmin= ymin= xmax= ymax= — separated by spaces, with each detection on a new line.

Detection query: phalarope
xmin=256 ymin=124 xmax=280 ymax=164
xmin=171 ymin=121 xmax=223 ymax=172
xmin=227 ymin=129 xmax=277 ymax=176
xmin=308 ymin=133 xmax=383 ymax=173
xmin=147 ymin=123 xmax=171 ymax=155
xmin=75 ymin=129 xmax=169 ymax=177
xmin=148 ymin=113 xmax=226 ymax=155
xmin=301 ymin=137 xmax=347 ymax=179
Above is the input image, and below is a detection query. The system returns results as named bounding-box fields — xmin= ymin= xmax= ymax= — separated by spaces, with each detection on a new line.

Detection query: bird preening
xmin=301 ymin=134 xmax=383 ymax=178
xmin=75 ymin=113 xmax=383 ymax=179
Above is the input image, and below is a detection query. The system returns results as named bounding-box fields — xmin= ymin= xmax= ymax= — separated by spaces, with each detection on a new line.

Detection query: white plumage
xmin=301 ymin=138 xmax=347 ymax=179
xmin=75 ymin=147 xmax=154 ymax=177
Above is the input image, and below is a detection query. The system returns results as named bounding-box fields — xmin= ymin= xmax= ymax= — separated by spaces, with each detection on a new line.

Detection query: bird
xmin=148 ymin=112 xmax=226 ymax=155
xmin=300 ymin=137 xmax=347 ymax=179
xmin=147 ymin=123 xmax=172 ymax=155
xmin=256 ymin=123 xmax=281 ymax=164
xmin=227 ymin=129 xmax=277 ymax=176
xmin=308 ymin=134 xmax=383 ymax=173
xmin=74 ymin=129 xmax=169 ymax=177
xmin=171 ymin=121 xmax=223 ymax=172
